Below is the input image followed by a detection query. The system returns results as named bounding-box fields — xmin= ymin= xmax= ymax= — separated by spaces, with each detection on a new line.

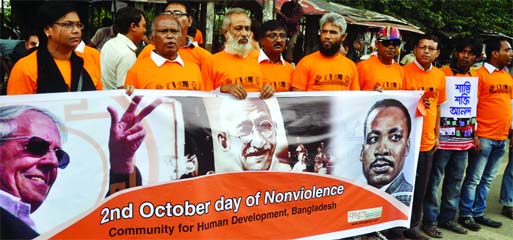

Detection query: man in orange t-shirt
xmin=208 ymin=8 xmax=273 ymax=99
xmin=257 ymin=20 xmax=294 ymax=92
xmin=422 ymin=37 xmax=482 ymax=238
xmin=357 ymin=26 xmax=403 ymax=91
xmin=402 ymin=34 xmax=446 ymax=240
xmin=125 ymin=14 xmax=203 ymax=90
xmin=137 ymin=1 xmax=212 ymax=90
xmin=458 ymin=38 xmax=513 ymax=231
xmin=291 ymin=12 xmax=359 ymax=91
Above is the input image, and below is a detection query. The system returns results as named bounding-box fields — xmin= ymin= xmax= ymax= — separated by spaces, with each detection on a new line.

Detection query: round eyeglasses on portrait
xmin=0 ymin=136 xmax=70 ymax=169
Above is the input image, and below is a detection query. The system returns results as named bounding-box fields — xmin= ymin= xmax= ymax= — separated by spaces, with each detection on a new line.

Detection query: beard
xmin=319 ymin=40 xmax=342 ymax=57
xmin=224 ymin=32 xmax=253 ymax=58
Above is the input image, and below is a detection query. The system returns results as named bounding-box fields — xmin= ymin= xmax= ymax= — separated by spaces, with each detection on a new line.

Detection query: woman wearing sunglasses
xmin=7 ymin=2 xmax=102 ymax=95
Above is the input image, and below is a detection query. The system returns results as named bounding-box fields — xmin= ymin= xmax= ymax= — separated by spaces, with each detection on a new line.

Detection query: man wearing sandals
xmin=421 ymin=37 xmax=482 ymax=238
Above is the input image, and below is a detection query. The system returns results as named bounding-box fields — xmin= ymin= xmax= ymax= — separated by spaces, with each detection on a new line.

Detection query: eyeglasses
xmin=0 ymin=136 xmax=70 ymax=169
xmin=236 ymin=119 xmax=275 ymax=141
xmin=417 ymin=45 xmax=438 ymax=52
xmin=379 ymin=39 xmax=401 ymax=47
xmin=163 ymin=10 xmax=188 ymax=18
xmin=265 ymin=33 xmax=288 ymax=41
xmin=53 ymin=21 xmax=84 ymax=30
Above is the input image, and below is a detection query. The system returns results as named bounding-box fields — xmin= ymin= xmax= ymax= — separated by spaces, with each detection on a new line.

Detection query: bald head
xmin=151 ymin=14 xmax=182 ymax=60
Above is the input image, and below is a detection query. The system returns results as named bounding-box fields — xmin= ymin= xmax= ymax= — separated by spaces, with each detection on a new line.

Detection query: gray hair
xmin=319 ymin=12 xmax=347 ymax=34
xmin=222 ymin=8 xmax=250 ymax=31
xmin=0 ymin=105 xmax=65 ymax=143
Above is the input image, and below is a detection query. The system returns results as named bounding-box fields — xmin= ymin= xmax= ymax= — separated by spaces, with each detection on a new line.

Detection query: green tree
xmin=332 ymin=0 xmax=513 ymax=37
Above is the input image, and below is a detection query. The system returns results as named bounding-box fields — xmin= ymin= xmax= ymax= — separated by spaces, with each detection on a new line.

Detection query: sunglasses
xmin=379 ymin=39 xmax=401 ymax=47
xmin=0 ymin=136 xmax=70 ymax=169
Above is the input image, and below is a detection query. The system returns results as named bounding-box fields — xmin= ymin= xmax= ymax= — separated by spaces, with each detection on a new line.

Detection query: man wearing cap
xmin=357 ymin=26 xmax=404 ymax=91
xmin=291 ymin=12 xmax=359 ymax=91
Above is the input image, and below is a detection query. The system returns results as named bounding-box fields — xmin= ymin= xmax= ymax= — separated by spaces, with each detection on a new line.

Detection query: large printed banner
xmin=439 ymin=77 xmax=478 ymax=150
xmin=0 ymin=90 xmax=423 ymax=239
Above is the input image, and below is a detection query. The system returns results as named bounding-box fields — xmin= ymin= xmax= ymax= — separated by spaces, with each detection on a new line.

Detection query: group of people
xmin=1 ymin=0 xmax=513 ymax=239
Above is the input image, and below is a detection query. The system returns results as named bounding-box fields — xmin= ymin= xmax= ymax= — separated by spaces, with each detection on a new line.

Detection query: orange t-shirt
xmin=440 ymin=66 xmax=478 ymax=77
xmin=257 ymin=53 xmax=294 ymax=92
xmin=357 ymin=55 xmax=404 ymax=90
xmin=76 ymin=45 xmax=102 ymax=89
xmin=125 ymin=53 xmax=204 ymax=90
xmin=7 ymin=50 xmax=102 ymax=95
xmin=209 ymin=50 xmax=264 ymax=92
xmin=403 ymin=62 xmax=447 ymax=151
xmin=194 ymin=29 xmax=204 ymax=45
xmin=138 ymin=44 xmax=213 ymax=90
xmin=291 ymin=51 xmax=359 ymax=91
xmin=475 ymin=65 xmax=513 ymax=140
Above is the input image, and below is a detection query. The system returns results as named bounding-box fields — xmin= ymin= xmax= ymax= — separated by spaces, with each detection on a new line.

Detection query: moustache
xmin=369 ymin=157 xmax=395 ymax=169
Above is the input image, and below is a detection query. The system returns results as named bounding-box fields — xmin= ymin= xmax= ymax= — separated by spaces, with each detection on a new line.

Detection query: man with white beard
xmin=207 ymin=8 xmax=274 ymax=99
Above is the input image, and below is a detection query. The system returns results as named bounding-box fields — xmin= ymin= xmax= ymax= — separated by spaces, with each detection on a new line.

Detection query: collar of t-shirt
xmin=0 ymin=189 xmax=37 ymax=230
xmin=117 ymin=33 xmax=137 ymax=52
xmin=150 ymin=50 xmax=184 ymax=67
xmin=484 ymin=62 xmax=508 ymax=74
xmin=75 ymin=40 xmax=86 ymax=53
xmin=413 ymin=59 xmax=433 ymax=72
xmin=257 ymin=48 xmax=285 ymax=65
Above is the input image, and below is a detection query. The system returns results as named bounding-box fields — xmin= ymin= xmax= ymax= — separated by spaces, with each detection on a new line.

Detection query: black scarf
xmin=36 ymin=46 xmax=96 ymax=93
xmin=449 ymin=61 xmax=472 ymax=76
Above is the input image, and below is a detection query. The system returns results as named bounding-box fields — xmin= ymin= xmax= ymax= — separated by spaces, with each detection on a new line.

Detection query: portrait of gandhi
xmin=215 ymin=98 xmax=277 ymax=171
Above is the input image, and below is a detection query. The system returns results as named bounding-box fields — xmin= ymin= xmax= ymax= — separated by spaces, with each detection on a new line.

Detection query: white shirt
xmin=483 ymin=62 xmax=509 ymax=74
xmin=0 ymin=189 xmax=36 ymax=230
xmin=413 ymin=58 xmax=434 ymax=72
xmin=75 ymin=40 xmax=86 ymax=53
xmin=100 ymin=33 xmax=137 ymax=89
xmin=257 ymin=49 xmax=286 ymax=65
xmin=150 ymin=50 xmax=184 ymax=67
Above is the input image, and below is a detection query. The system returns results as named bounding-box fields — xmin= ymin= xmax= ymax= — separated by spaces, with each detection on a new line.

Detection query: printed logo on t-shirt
xmin=272 ymin=81 xmax=291 ymax=92
xmin=313 ymin=74 xmax=350 ymax=87
xmin=489 ymin=84 xmax=512 ymax=94
xmin=413 ymin=86 xmax=440 ymax=99
xmin=375 ymin=81 xmax=402 ymax=90
xmin=226 ymin=76 xmax=263 ymax=89
xmin=155 ymin=80 xmax=200 ymax=90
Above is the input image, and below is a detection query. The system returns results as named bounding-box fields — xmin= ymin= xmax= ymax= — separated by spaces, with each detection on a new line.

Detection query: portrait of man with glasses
xmin=0 ymin=96 xmax=161 ymax=239
xmin=208 ymin=97 xmax=290 ymax=172
xmin=0 ymin=105 xmax=68 ymax=239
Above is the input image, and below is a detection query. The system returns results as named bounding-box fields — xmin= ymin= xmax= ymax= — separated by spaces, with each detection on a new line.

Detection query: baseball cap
xmin=377 ymin=26 xmax=401 ymax=41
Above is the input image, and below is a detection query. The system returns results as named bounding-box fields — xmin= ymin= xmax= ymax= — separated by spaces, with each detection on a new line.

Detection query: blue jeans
xmin=500 ymin=146 xmax=513 ymax=207
xmin=423 ymin=149 xmax=468 ymax=224
xmin=459 ymin=137 xmax=506 ymax=217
